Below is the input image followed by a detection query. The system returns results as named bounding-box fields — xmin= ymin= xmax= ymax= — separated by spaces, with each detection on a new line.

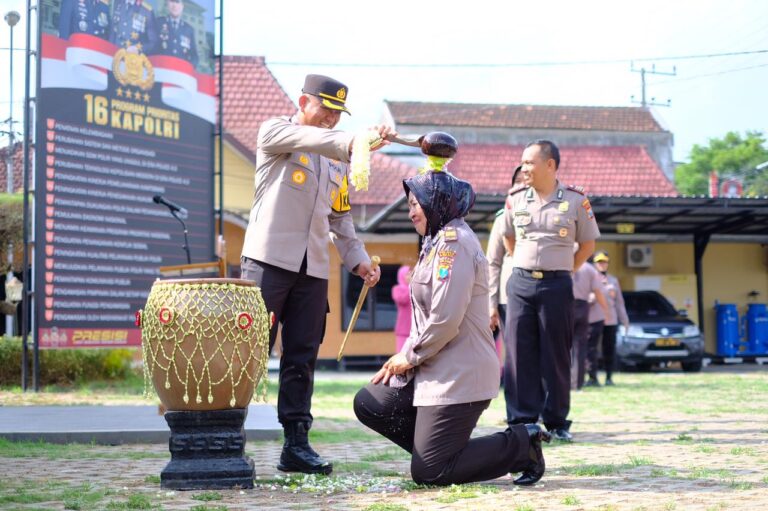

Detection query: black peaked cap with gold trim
xmin=302 ymin=74 xmax=350 ymax=114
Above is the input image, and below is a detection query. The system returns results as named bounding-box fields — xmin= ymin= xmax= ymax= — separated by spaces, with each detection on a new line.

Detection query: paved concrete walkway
xmin=0 ymin=404 xmax=280 ymax=444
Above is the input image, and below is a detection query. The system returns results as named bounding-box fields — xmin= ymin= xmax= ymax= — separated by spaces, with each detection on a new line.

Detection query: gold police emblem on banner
xmin=113 ymin=48 xmax=155 ymax=91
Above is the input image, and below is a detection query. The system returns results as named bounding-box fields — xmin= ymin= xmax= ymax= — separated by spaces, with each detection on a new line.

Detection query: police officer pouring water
xmin=503 ymin=140 xmax=600 ymax=441
xmin=241 ymin=74 xmax=390 ymax=475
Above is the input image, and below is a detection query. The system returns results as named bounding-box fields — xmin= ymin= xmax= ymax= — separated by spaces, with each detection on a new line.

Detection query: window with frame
xmin=340 ymin=264 xmax=400 ymax=331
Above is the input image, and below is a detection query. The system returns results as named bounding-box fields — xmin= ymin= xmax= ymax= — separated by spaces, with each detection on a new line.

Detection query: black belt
xmin=514 ymin=267 xmax=571 ymax=280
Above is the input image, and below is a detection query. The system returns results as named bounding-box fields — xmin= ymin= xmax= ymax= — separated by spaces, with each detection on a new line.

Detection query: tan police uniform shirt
xmin=589 ymin=273 xmax=629 ymax=326
xmin=486 ymin=211 xmax=514 ymax=310
xmin=241 ymin=116 xmax=369 ymax=279
xmin=573 ymin=262 xmax=602 ymax=301
xmin=402 ymin=219 xmax=500 ymax=406
xmin=503 ymin=181 xmax=601 ymax=271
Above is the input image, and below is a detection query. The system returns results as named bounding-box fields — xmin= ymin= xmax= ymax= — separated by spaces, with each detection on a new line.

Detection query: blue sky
xmin=2 ymin=0 xmax=766 ymax=163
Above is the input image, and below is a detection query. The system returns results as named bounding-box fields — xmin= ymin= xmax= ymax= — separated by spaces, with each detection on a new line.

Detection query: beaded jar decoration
xmin=140 ymin=278 xmax=269 ymax=411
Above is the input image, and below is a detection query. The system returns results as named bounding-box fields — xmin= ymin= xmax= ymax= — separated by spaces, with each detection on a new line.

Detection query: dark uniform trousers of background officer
xmin=572 ymin=299 xmax=591 ymax=389
xmin=506 ymin=268 xmax=573 ymax=430
xmin=586 ymin=320 xmax=605 ymax=382
xmin=354 ymin=380 xmax=531 ymax=485
xmin=241 ymin=255 xmax=326 ymax=428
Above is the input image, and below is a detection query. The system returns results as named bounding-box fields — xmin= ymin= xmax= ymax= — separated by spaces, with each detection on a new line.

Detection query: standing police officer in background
xmin=586 ymin=251 xmax=629 ymax=386
xmin=487 ymin=165 xmax=523 ymax=425
xmin=155 ymin=0 xmax=198 ymax=66
xmin=240 ymin=75 xmax=390 ymax=475
xmin=59 ymin=0 xmax=111 ymax=40
xmin=503 ymin=140 xmax=600 ymax=441
xmin=110 ymin=0 xmax=157 ymax=53
xmin=571 ymin=255 xmax=608 ymax=390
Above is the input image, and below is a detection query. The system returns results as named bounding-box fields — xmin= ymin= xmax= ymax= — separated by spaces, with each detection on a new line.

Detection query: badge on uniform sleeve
xmin=332 ymin=175 xmax=351 ymax=212
xmin=436 ymin=249 xmax=456 ymax=281
xmin=558 ymin=201 xmax=569 ymax=212
xmin=582 ymin=198 xmax=592 ymax=211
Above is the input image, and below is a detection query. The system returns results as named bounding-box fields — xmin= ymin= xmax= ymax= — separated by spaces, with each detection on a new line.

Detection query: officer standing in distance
xmin=240 ymin=74 xmax=391 ymax=475
xmin=155 ymin=0 xmax=198 ymax=66
xmin=503 ymin=140 xmax=600 ymax=441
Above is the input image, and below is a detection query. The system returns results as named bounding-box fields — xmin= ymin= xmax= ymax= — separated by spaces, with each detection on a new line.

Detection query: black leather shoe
xmin=605 ymin=378 xmax=615 ymax=386
xmin=513 ymin=424 xmax=551 ymax=486
xmin=277 ymin=422 xmax=333 ymax=475
xmin=549 ymin=428 xmax=573 ymax=442
xmin=583 ymin=378 xmax=601 ymax=388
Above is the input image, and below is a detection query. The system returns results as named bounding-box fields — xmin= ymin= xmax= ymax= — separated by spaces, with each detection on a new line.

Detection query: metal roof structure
xmin=361 ymin=193 xmax=768 ymax=336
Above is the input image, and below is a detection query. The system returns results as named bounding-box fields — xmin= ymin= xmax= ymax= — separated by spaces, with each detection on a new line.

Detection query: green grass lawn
xmin=1 ymin=368 xmax=767 ymax=510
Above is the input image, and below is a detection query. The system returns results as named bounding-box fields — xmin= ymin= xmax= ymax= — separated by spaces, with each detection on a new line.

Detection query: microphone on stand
xmin=152 ymin=194 xmax=191 ymax=264
xmin=153 ymin=194 xmax=187 ymax=216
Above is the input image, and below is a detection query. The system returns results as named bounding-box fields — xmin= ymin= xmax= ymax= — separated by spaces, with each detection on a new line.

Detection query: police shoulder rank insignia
xmin=567 ymin=184 xmax=586 ymax=195
xmin=443 ymin=227 xmax=458 ymax=242
xmin=436 ymin=248 xmax=456 ymax=281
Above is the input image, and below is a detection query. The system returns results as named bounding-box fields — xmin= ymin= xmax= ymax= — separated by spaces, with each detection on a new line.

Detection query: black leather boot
xmin=277 ymin=422 xmax=333 ymax=475
xmin=513 ymin=424 xmax=551 ymax=486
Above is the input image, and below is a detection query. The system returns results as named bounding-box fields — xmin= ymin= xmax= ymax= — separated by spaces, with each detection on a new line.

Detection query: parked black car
xmin=617 ymin=290 xmax=704 ymax=372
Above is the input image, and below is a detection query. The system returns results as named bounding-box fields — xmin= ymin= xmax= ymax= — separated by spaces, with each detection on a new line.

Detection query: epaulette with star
xmin=567 ymin=184 xmax=586 ymax=195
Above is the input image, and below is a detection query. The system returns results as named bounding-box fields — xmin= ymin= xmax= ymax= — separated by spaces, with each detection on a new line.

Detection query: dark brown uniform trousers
xmin=571 ymin=299 xmax=591 ymax=389
xmin=505 ymin=269 xmax=574 ymax=430
xmin=241 ymin=256 xmax=327 ymax=426
xmin=586 ymin=320 xmax=605 ymax=380
xmin=353 ymin=381 xmax=531 ymax=485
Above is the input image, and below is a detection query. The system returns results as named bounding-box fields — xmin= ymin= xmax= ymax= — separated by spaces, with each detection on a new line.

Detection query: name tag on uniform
xmin=514 ymin=215 xmax=531 ymax=226
xmin=558 ymin=201 xmax=569 ymax=212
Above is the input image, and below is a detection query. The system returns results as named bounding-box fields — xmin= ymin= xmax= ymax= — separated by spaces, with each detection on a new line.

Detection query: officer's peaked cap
xmin=302 ymin=74 xmax=350 ymax=114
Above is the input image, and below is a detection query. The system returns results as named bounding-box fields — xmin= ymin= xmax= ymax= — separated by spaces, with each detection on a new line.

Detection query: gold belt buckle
xmin=531 ymin=270 xmax=544 ymax=279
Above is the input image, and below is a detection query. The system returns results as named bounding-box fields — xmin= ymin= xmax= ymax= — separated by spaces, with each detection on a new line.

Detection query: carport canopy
xmin=361 ymin=194 xmax=768 ymax=335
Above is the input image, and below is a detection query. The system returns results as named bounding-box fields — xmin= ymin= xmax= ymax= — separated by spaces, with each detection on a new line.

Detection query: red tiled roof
xmin=386 ymin=101 xmax=665 ymax=133
xmin=358 ymin=145 xmax=677 ymax=205
xmin=0 ymin=142 xmax=26 ymax=193
xmin=349 ymin=152 xmax=418 ymax=205
xmin=450 ymin=145 xmax=677 ymax=196
xmin=217 ymin=56 xmax=296 ymax=156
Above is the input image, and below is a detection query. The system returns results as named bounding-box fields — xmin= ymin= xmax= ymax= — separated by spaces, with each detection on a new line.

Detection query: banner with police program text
xmin=35 ymin=0 xmax=216 ymax=348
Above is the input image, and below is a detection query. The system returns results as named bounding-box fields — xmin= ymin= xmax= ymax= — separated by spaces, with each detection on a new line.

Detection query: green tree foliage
xmin=674 ymin=131 xmax=768 ymax=197
xmin=0 ymin=193 xmax=24 ymax=272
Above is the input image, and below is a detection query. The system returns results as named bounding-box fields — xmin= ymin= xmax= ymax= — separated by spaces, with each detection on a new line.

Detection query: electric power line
xmin=267 ymin=49 xmax=768 ymax=69
xmin=655 ymin=61 xmax=768 ymax=85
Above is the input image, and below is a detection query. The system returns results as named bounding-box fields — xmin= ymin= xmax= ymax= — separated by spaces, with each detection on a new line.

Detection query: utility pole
xmin=4 ymin=10 xmax=21 ymax=339
xmin=630 ymin=62 xmax=676 ymax=108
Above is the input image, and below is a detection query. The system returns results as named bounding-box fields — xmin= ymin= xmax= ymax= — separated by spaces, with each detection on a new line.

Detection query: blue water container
xmin=716 ymin=303 xmax=741 ymax=356
xmin=744 ymin=303 xmax=768 ymax=355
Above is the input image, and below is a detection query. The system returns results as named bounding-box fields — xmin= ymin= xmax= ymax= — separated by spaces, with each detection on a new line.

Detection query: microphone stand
xmin=170 ymin=209 xmax=192 ymax=264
